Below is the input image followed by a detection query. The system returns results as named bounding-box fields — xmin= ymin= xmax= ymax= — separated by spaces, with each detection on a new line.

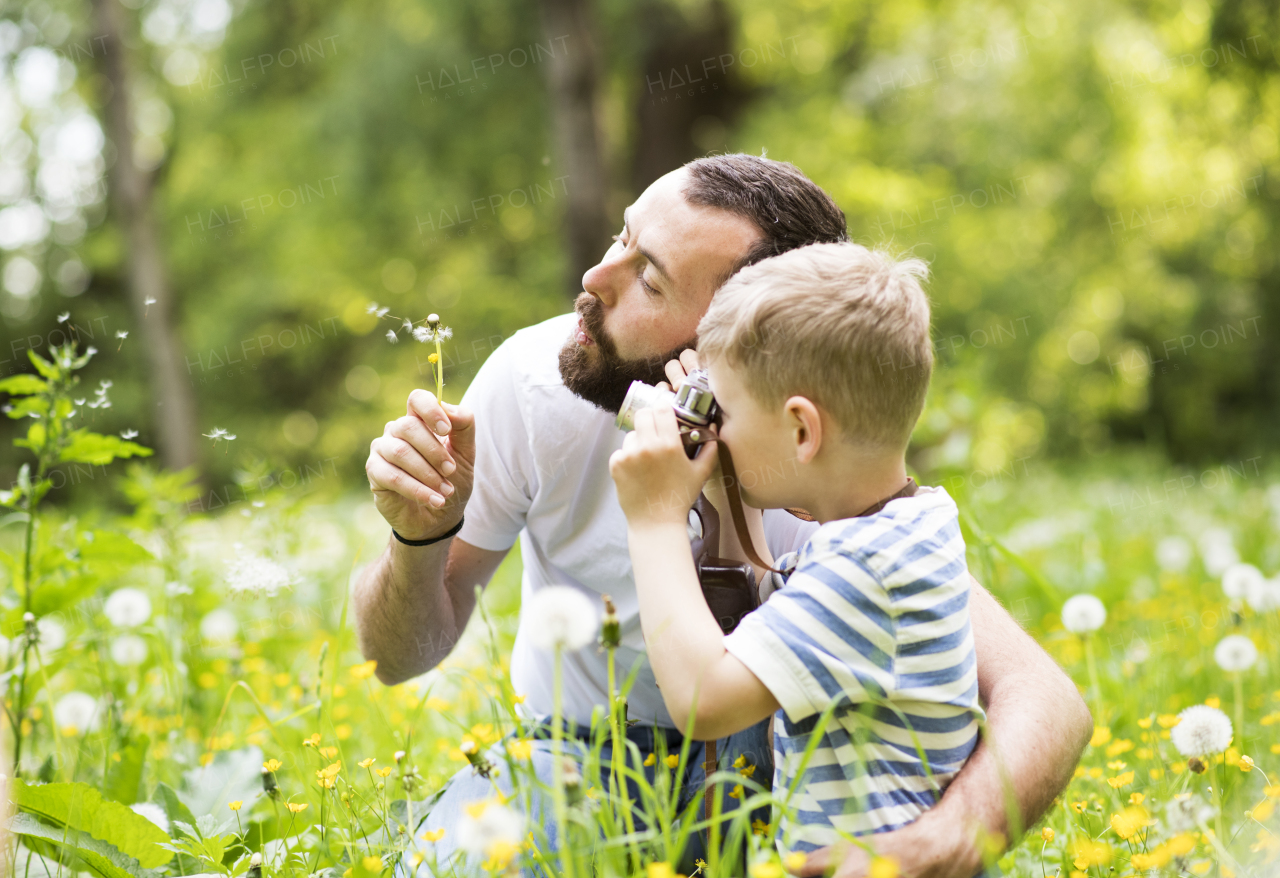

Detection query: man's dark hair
xmin=683 ymin=153 xmax=849 ymax=281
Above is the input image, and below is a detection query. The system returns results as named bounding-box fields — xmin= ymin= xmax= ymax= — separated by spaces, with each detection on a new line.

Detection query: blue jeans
xmin=401 ymin=716 xmax=773 ymax=877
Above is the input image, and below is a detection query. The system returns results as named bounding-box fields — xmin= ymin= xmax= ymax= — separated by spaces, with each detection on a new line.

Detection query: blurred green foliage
xmin=1 ymin=0 xmax=1277 ymax=500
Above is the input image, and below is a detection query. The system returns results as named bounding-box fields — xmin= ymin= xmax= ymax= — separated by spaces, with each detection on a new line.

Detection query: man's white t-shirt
xmin=457 ymin=312 xmax=820 ymax=729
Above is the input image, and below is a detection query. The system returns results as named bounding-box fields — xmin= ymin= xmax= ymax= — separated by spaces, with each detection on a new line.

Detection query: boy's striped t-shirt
xmin=723 ymin=486 xmax=983 ymax=853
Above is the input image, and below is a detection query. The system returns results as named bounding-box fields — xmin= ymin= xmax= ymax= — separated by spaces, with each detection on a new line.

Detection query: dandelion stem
xmin=1083 ymin=635 xmax=1102 ymax=722
xmin=1232 ymin=674 xmax=1243 ymax=753
xmin=606 ymin=645 xmax=640 ymax=873
xmin=550 ymin=645 xmax=575 ymax=878
xmin=434 ymin=336 xmax=444 ymax=401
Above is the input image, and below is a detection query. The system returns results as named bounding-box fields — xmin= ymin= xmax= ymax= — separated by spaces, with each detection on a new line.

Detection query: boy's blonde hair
xmin=697 ymin=242 xmax=933 ymax=450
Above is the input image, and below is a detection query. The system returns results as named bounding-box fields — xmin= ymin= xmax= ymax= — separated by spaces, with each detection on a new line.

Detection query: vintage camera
xmin=615 ymin=368 xmax=717 ymax=457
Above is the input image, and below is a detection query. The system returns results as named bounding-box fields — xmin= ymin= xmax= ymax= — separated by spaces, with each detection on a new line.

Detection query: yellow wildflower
xmin=363 ymin=855 xmax=383 ymax=871
xmin=1156 ymin=714 xmax=1180 ymax=728
xmin=1089 ymin=726 xmax=1111 ymax=748
xmin=665 ymin=754 xmax=680 ymax=769
xmin=733 ymin=754 xmax=747 ymax=769
xmin=752 ymin=819 xmax=769 ymax=835
xmin=319 ymin=746 xmax=338 ymax=759
xmin=1041 ymin=827 xmax=1054 ymax=842
xmin=1250 ymin=798 xmax=1275 ymax=822
xmin=869 ymin=857 xmax=900 ymax=878
xmin=728 ymin=784 xmax=743 ymax=799
xmin=1107 ymin=770 xmax=1135 ymax=788
xmin=1071 ymin=800 xmax=1088 ymax=813
xmin=350 ymin=659 xmax=378 ymax=681
xmin=1070 ymin=838 xmax=1112 ymax=866
xmin=287 ymin=802 xmax=308 ymax=813
xmin=1106 ymin=760 xmax=1127 ymax=770
xmin=1137 ymin=716 xmax=1153 ymax=729
xmin=421 ymin=828 xmax=445 ymax=842
xmin=1204 ymin=696 xmax=1220 ymax=709
xmin=376 ymin=766 xmax=393 ymax=777
xmin=264 ymin=758 xmax=283 ymax=772
xmin=1110 ymin=806 xmax=1149 ymax=840
xmin=304 ymin=733 xmax=321 ymax=747
xmin=650 ymin=862 xmax=677 ymax=878
xmin=1167 ymin=834 xmax=1196 ymax=855
xmin=644 ymin=753 xmax=657 ymax=767
xmin=428 ymin=353 xmax=439 ymax=364
xmin=1239 ymin=755 xmax=1255 ymax=772
xmin=229 ymin=800 xmax=243 ymax=811
xmin=513 ymin=693 xmax=527 ymax=703
xmin=749 ymin=862 xmax=783 ymax=878
xmin=358 ymin=758 xmax=375 ymax=768
xmin=317 ymin=761 xmax=342 ymax=779
xmin=1129 ymin=792 xmax=1145 ymax=805
xmin=740 ymin=764 xmax=757 ymax=779
xmin=1105 ymin=739 xmax=1133 ymax=758
xmin=506 ymin=739 xmax=533 ymax=761
xmin=784 ymin=852 xmax=807 ymax=872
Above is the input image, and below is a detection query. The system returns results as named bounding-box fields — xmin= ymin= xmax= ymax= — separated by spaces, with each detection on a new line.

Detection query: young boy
xmin=608 ymin=242 xmax=983 ymax=857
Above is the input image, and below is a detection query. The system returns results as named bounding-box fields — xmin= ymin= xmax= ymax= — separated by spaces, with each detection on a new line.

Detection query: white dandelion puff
xmin=56 ymin=311 xmax=70 ymax=323
xmin=110 ymin=634 xmax=148 ymax=667
xmin=103 ymin=587 xmax=151 ymax=628
xmin=1247 ymin=576 xmax=1280 ymax=613
xmin=365 ymin=302 xmax=380 ymax=314
xmin=526 ymin=585 xmax=599 ymax=651
xmin=37 ymin=617 xmax=66 ymax=652
xmin=1221 ymin=563 xmax=1264 ymax=601
xmin=199 ymin=608 xmax=239 ymax=643
xmin=401 ymin=318 xmax=413 ymax=332
xmin=1213 ymin=634 xmax=1258 ymax=672
xmin=225 ymin=555 xmax=295 ymax=597
xmin=1155 ymin=536 xmax=1192 ymax=573
xmin=74 ymin=398 xmax=85 ymax=406
xmin=120 ymin=429 xmax=138 ymax=439
xmin=1162 ymin=793 xmax=1215 ymax=834
xmin=376 ymin=307 xmax=389 ymax=318
xmin=386 ymin=330 xmax=398 ymax=344
xmin=144 ymin=296 xmax=157 ymax=306
xmin=1061 ymin=594 xmax=1106 ymax=634
xmin=1200 ymin=529 xmax=1239 ymax=576
xmin=130 ymin=802 xmax=169 ymax=834
xmin=412 ymin=325 xmax=431 ymax=343
xmin=1170 ymin=704 xmax=1232 ymax=758
xmin=457 ymin=798 xmax=526 ymax=859
xmin=53 ymin=692 xmax=102 ymax=735
xmin=116 ymin=330 xmax=128 ymax=339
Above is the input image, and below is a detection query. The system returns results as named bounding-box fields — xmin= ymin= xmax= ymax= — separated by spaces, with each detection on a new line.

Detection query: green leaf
xmin=150 ymin=782 xmax=198 ymax=830
xmin=7 ymin=394 xmax=48 ymax=420
xmin=27 ymin=349 xmax=59 ymax=379
xmin=8 ymin=812 xmax=161 ymax=878
xmin=0 ymin=374 xmax=48 ymax=395
xmin=12 ymin=780 xmax=172 ymax=869
xmin=107 ymin=735 xmax=150 ymax=805
xmin=59 ymin=431 xmax=153 ymax=465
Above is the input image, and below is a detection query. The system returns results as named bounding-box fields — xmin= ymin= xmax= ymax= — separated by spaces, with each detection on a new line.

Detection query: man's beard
xmin=558 ymin=293 xmax=694 ymax=413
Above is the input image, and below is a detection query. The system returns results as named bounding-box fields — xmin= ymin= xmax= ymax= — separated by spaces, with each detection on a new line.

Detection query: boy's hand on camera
xmin=658 ymin=349 xmax=701 ymax=393
xmin=609 ymin=405 xmax=718 ymax=528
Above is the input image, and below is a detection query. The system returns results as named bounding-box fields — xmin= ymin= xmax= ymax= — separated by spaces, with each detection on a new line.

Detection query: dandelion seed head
xmin=1213 ymin=634 xmax=1258 ymax=672
xmin=130 ymin=802 xmax=169 ymax=833
xmin=199 ymin=608 xmax=238 ymax=643
xmin=1170 ymin=704 xmax=1232 ymax=758
xmin=526 ymin=585 xmax=599 ymax=651
xmin=1155 ymin=536 xmax=1192 ymax=573
xmin=1061 ymin=594 xmax=1106 ymax=634
xmin=412 ymin=326 xmax=431 ymax=343
xmin=457 ymin=798 xmax=525 ymax=858
xmin=1221 ymin=562 xmax=1264 ymax=601
xmin=54 ymin=691 xmax=101 ymax=735
xmin=37 ymin=617 xmax=66 ymax=652
xmin=103 ymin=587 xmax=151 ymax=627
xmin=225 ymin=555 xmax=295 ymax=597
xmin=110 ymin=634 xmax=148 ymax=667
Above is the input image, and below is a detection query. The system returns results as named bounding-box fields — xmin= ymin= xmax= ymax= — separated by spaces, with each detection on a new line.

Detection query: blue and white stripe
xmin=724 ymin=486 xmax=983 ymax=852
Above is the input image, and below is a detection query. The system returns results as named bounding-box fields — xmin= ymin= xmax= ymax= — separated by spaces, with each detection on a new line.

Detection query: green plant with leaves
xmin=0 ymin=340 xmax=152 ymax=775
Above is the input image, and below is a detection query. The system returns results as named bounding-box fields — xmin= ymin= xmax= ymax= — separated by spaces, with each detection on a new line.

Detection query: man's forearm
xmin=353 ymin=529 xmax=466 ymax=685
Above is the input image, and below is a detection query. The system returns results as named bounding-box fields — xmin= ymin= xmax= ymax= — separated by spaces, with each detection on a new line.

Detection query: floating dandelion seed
xmin=203 ymin=427 xmax=237 ymax=452
xmin=57 ymin=311 xmax=70 ymax=323
xmin=74 ymin=398 xmax=85 ymax=406
xmin=1170 ymin=704 xmax=1233 ymax=758
xmin=386 ymin=330 xmax=399 ymax=344
xmin=144 ymin=296 xmax=157 ymax=314
xmin=120 ymin=429 xmax=138 ymax=439
xmin=365 ymin=302 xmax=380 ymax=314
xmin=115 ymin=330 xmax=128 ymax=351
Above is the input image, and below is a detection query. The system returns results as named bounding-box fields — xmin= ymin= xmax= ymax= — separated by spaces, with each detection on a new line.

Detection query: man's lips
xmin=575 ymin=316 xmax=595 ymax=346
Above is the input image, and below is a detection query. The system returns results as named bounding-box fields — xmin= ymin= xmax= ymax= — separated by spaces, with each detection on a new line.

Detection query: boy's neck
xmin=802 ymin=450 xmax=911 ymax=524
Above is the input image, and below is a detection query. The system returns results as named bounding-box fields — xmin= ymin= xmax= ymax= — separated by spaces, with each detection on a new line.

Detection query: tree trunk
xmin=92 ymin=0 xmax=199 ymax=471
xmin=630 ymin=0 xmax=750 ymax=194
xmin=536 ymin=0 xmax=612 ymax=297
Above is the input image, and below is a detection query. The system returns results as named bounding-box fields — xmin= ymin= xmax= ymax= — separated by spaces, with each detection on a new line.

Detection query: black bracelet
xmin=393 ymin=516 xmax=464 ymax=546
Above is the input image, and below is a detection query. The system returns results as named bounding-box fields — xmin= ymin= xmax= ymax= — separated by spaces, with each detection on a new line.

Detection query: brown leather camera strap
xmin=714 ymin=441 xmax=919 ymax=575
xmin=714 ymin=442 xmax=782 ymax=574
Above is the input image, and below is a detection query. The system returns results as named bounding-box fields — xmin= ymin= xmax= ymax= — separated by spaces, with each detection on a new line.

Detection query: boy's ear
xmin=784 ymin=396 xmax=823 ymax=464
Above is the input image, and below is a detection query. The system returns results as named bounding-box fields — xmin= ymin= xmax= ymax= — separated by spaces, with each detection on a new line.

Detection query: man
xmin=356 ymin=153 xmax=1091 ymax=877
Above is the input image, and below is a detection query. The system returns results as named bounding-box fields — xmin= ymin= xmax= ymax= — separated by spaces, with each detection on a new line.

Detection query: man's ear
xmin=784 ymin=396 xmax=823 ymax=465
